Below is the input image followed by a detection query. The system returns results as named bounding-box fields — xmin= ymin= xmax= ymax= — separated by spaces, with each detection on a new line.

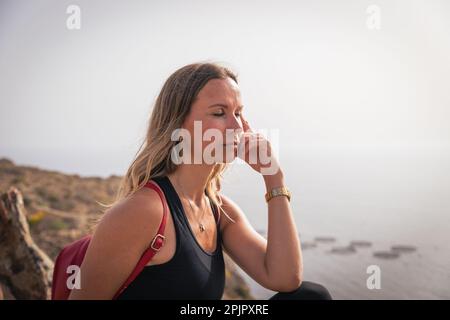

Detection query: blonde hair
xmin=99 ymin=62 xmax=238 ymax=222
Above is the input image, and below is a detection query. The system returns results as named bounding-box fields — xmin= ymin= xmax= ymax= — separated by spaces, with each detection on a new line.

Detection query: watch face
xmin=266 ymin=187 xmax=290 ymax=202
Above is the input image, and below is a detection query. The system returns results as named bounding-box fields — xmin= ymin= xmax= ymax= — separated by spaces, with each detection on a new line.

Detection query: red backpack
xmin=51 ymin=181 xmax=168 ymax=300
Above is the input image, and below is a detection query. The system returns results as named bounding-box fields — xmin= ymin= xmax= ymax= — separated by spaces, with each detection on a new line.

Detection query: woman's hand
xmin=237 ymin=113 xmax=281 ymax=177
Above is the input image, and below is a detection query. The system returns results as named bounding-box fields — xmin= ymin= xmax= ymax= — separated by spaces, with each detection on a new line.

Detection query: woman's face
xmin=182 ymin=77 xmax=244 ymax=163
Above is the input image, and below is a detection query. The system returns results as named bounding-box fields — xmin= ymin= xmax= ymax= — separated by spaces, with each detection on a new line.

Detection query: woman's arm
xmin=220 ymin=112 xmax=302 ymax=292
xmin=220 ymin=173 xmax=302 ymax=293
xmin=262 ymin=169 xmax=303 ymax=290
xmin=68 ymin=188 xmax=164 ymax=299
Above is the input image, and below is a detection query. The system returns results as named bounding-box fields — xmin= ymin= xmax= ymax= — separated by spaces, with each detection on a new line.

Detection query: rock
xmin=301 ymin=242 xmax=317 ymax=250
xmin=330 ymin=245 xmax=356 ymax=255
xmin=349 ymin=240 xmax=372 ymax=248
xmin=0 ymin=158 xmax=15 ymax=167
xmin=373 ymin=251 xmax=400 ymax=259
xmin=391 ymin=245 xmax=417 ymax=253
xmin=0 ymin=282 xmax=15 ymax=300
xmin=0 ymin=188 xmax=54 ymax=299
xmin=314 ymin=236 xmax=336 ymax=243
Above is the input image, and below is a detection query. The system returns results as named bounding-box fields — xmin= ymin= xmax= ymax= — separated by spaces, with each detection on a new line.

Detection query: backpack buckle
xmin=150 ymin=234 xmax=165 ymax=251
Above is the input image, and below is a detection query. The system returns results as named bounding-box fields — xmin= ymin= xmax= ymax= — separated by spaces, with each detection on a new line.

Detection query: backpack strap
xmin=112 ymin=180 xmax=168 ymax=299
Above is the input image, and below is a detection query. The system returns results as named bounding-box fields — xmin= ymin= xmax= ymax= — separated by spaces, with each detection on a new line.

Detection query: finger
xmin=238 ymin=134 xmax=258 ymax=157
xmin=238 ymin=132 xmax=254 ymax=147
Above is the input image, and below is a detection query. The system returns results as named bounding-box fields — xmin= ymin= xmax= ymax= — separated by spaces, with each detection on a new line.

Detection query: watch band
xmin=265 ymin=186 xmax=291 ymax=202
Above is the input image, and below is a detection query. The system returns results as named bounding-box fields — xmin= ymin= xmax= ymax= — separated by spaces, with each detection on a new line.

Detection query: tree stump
xmin=0 ymin=187 xmax=54 ymax=299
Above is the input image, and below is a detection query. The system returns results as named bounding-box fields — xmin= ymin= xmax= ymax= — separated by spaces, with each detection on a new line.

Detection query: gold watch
xmin=265 ymin=186 xmax=291 ymax=202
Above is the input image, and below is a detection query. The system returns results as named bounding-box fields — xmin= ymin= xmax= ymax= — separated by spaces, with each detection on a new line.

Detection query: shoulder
xmin=109 ymin=183 xmax=164 ymax=222
xmin=97 ymin=184 xmax=164 ymax=239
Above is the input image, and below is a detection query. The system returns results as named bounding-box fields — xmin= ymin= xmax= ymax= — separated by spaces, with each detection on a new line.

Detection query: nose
xmin=225 ymin=116 xmax=243 ymax=144
xmin=229 ymin=114 xmax=242 ymax=131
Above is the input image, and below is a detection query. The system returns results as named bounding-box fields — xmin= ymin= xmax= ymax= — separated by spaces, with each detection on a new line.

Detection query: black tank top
xmin=117 ymin=176 xmax=225 ymax=300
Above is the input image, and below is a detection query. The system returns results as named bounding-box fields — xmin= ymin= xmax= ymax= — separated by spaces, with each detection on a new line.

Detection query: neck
xmin=167 ymin=163 xmax=216 ymax=206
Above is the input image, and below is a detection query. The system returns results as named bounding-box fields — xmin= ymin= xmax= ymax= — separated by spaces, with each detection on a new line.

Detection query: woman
xmin=68 ymin=62 xmax=331 ymax=300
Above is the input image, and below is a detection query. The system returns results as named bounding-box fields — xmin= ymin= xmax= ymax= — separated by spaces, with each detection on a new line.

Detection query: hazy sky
xmin=1 ymin=0 xmax=449 ymax=176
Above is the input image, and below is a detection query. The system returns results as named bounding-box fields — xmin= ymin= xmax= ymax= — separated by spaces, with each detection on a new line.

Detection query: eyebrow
xmin=208 ymin=104 xmax=244 ymax=110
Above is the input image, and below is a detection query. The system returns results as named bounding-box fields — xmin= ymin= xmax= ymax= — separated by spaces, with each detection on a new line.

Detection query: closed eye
xmin=213 ymin=112 xmax=241 ymax=117
xmin=212 ymin=107 xmax=241 ymax=118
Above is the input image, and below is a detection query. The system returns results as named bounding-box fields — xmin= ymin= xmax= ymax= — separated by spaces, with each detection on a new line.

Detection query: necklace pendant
xmin=199 ymin=223 xmax=205 ymax=232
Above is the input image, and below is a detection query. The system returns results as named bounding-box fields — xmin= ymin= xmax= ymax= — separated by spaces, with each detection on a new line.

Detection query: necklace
xmin=177 ymin=177 xmax=208 ymax=233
